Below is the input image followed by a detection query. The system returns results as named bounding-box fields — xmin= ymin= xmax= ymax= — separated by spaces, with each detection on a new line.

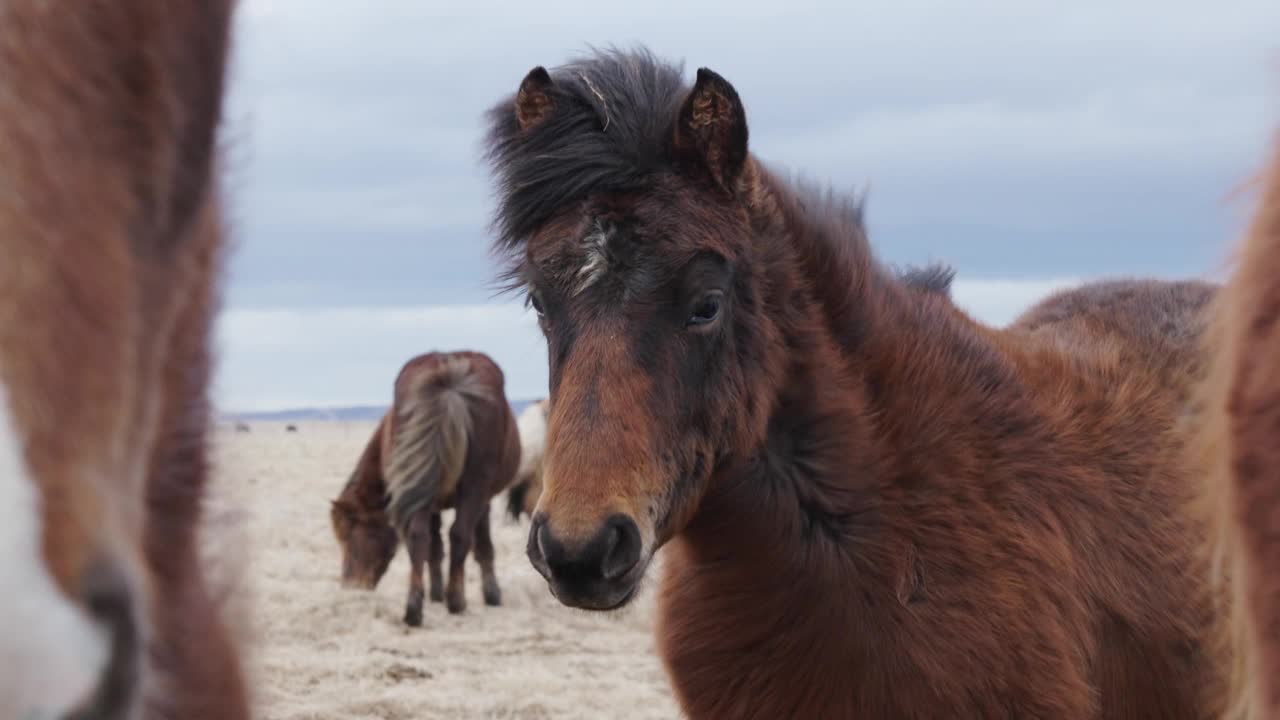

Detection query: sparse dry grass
xmin=210 ymin=421 xmax=677 ymax=720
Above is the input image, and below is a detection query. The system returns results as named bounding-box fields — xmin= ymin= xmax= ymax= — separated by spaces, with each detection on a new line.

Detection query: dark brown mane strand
xmin=482 ymin=47 xmax=687 ymax=280
xmin=898 ymin=262 xmax=957 ymax=296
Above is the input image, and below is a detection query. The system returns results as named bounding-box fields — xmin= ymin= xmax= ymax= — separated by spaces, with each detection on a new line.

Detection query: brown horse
xmin=1194 ymin=129 xmax=1280 ymax=720
xmin=0 ymin=1 xmax=249 ymax=718
xmin=331 ymin=350 xmax=522 ymax=626
xmin=483 ymin=47 xmax=1222 ymax=717
xmin=506 ymin=398 xmax=550 ymax=522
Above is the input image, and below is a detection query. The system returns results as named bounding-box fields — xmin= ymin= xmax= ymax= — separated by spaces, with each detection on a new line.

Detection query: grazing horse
xmin=330 ymin=351 xmax=521 ymax=626
xmin=483 ymin=47 xmax=1222 ymax=717
xmin=0 ymin=1 xmax=249 ymax=718
xmin=506 ymin=398 xmax=550 ymax=522
xmin=1194 ymin=130 xmax=1280 ymax=720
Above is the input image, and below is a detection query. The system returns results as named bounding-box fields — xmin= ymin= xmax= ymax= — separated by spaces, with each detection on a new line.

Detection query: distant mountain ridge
xmin=222 ymin=398 xmax=541 ymax=423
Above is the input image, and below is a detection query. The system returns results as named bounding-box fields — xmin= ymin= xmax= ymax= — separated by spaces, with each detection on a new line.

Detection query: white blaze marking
xmin=573 ymin=224 xmax=612 ymax=295
xmin=0 ymin=381 xmax=108 ymax=718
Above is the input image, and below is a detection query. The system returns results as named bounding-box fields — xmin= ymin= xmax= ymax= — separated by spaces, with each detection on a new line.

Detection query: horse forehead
xmin=0 ymin=380 xmax=109 ymax=716
xmin=570 ymin=223 xmax=614 ymax=295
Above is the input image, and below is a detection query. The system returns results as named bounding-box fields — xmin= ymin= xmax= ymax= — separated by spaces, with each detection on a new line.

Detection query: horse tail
xmin=1197 ymin=128 xmax=1280 ymax=720
xmin=505 ymin=479 xmax=530 ymax=522
xmin=384 ymin=355 xmax=488 ymax=536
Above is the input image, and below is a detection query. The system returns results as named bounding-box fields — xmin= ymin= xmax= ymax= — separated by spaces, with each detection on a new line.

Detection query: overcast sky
xmin=213 ymin=0 xmax=1278 ymax=412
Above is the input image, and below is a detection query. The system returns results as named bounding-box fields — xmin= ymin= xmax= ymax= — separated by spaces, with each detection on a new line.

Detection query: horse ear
xmin=671 ymin=67 xmax=749 ymax=192
xmin=515 ymin=66 xmax=555 ymax=131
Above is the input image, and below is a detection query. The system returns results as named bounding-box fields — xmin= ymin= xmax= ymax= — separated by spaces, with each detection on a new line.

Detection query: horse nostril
xmin=536 ymin=520 xmax=551 ymax=564
xmin=526 ymin=514 xmax=555 ymax=577
xmin=531 ymin=514 xmax=642 ymax=584
xmin=68 ymin=560 xmax=139 ymax=720
xmin=600 ymin=515 xmax=642 ymax=581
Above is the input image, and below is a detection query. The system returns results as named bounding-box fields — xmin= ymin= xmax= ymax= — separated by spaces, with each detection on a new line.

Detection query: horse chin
xmin=547 ymin=555 xmax=650 ymax=612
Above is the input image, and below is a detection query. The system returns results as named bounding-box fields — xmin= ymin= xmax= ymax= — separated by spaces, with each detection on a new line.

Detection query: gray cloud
xmin=212 ymin=0 xmax=1277 ymax=407
xmin=214 ymin=278 xmax=1080 ymax=411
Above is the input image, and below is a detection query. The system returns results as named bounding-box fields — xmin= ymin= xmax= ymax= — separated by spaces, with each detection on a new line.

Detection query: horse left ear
xmin=671 ymin=67 xmax=749 ymax=193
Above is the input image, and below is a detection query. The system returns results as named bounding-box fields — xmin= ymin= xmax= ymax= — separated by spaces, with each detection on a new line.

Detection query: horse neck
xmin=662 ymin=325 xmax=899 ymax=708
xmin=676 ymin=164 xmax=1013 ymax=613
xmin=345 ymin=414 xmax=389 ymax=512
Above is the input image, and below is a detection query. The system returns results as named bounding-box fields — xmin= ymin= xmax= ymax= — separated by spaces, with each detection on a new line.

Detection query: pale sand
xmin=208 ymin=420 xmax=680 ymax=720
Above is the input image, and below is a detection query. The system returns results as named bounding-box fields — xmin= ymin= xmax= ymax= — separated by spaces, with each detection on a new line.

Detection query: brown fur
xmin=331 ymin=351 xmax=522 ymax=625
xmin=485 ymin=48 xmax=1225 ymax=718
xmin=1194 ymin=128 xmax=1280 ymax=720
xmin=0 ymin=1 xmax=249 ymax=717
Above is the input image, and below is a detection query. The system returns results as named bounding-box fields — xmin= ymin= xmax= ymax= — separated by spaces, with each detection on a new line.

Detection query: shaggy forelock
xmin=482 ymin=46 xmax=690 ymax=281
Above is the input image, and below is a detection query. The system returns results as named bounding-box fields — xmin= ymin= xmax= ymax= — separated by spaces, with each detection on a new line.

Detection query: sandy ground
xmin=209 ymin=420 xmax=679 ymax=720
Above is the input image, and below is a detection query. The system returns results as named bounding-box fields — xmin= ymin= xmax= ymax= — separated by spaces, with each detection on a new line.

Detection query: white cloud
xmin=213 ymin=278 xmax=1098 ymax=412
xmin=216 ymin=0 xmax=1276 ymax=308
xmin=213 ymin=303 xmax=547 ymax=412
xmin=949 ymin=277 xmax=1082 ymax=326
xmin=208 ymin=1 xmax=1269 ymax=411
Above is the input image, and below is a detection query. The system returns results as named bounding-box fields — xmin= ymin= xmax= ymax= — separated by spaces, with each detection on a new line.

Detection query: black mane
xmin=483 ymin=46 xmax=689 ymax=261
xmin=481 ymin=45 xmax=899 ymax=308
xmin=899 ymin=262 xmax=957 ymax=296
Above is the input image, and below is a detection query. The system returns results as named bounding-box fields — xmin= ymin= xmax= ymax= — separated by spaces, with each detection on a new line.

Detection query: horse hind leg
xmin=474 ymin=502 xmax=501 ymax=606
xmin=445 ymin=503 xmax=479 ymax=614
xmin=402 ymin=508 xmax=433 ymax=627
xmin=428 ymin=511 xmax=444 ymax=603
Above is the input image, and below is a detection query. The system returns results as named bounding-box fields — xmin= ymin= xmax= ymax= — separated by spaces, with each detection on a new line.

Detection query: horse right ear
xmin=515 ymin=66 xmax=555 ymax=131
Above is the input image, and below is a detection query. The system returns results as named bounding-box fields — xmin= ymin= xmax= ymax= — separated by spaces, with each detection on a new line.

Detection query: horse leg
xmin=403 ymin=508 xmax=432 ymax=627
xmin=474 ymin=502 xmax=501 ymax=606
xmin=427 ymin=511 xmax=444 ymax=603
xmin=445 ymin=502 xmax=478 ymax=614
xmin=505 ymin=479 xmax=528 ymax=525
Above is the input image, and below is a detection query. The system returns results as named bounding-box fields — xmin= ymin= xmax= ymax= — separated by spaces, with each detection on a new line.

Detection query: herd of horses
xmin=0 ymin=2 xmax=1277 ymax=718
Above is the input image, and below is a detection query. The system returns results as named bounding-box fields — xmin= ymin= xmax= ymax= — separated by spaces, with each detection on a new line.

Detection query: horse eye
xmin=527 ymin=292 xmax=545 ymax=316
xmin=687 ymin=292 xmax=722 ymax=328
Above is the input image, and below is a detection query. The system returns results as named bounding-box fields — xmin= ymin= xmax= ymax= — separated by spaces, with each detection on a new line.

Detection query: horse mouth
xmin=544 ymin=556 xmax=649 ymax=612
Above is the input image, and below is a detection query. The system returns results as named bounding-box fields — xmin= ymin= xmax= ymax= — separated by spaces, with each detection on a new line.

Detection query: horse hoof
xmin=483 ymin=587 xmax=502 ymax=607
xmin=403 ymin=606 xmax=423 ymax=627
xmin=446 ymin=597 xmax=466 ymax=615
xmin=429 ymin=589 xmax=443 ymax=604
